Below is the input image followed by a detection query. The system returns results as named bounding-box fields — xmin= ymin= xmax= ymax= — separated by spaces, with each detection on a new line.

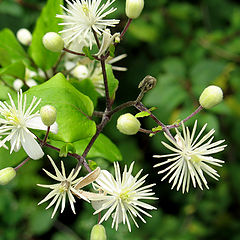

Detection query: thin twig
xmin=41 ymin=126 xmax=50 ymax=146
xmin=167 ymin=106 xmax=203 ymax=129
xmin=119 ymin=18 xmax=133 ymax=40
xmin=15 ymin=157 xmax=30 ymax=171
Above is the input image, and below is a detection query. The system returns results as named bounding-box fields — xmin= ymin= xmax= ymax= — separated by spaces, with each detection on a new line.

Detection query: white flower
xmin=153 ymin=121 xmax=227 ymax=193
xmin=0 ymin=90 xmax=58 ymax=160
xmin=91 ymin=162 xmax=157 ymax=232
xmin=96 ymin=29 xmax=120 ymax=56
xmin=57 ymin=0 xmax=120 ymax=49
xmin=38 ymin=155 xmax=101 ymax=218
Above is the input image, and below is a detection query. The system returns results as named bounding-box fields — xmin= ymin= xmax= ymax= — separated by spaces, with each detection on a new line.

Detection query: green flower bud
xmin=40 ymin=105 xmax=57 ymax=126
xmin=117 ymin=113 xmax=141 ymax=135
xmin=90 ymin=224 xmax=107 ymax=240
xmin=126 ymin=0 xmax=144 ymax=19
xmin=42 ymin=32 xmax=64 ymax=52
xmin=199 ymin=85 xmax=223 ymax=109
xmin=16 ymin=28 xmax=32 ymax=46
xmin=0 ymin=167 xmax=16 ymax=185
xmin=72 ymin=65 xmax=89 ymax=80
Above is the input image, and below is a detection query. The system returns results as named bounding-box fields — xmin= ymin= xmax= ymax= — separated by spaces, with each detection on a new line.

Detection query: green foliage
xmin=0 ymin=28 xmax=28 ymax=67
xmin=0 ymin=0 xmax=240 ymax=239
xmin=25 ymin=73 xmax=96 ymax=142
xmin=29 ymin=0 xmax=63 ymax=70
xmin=51 ymin=133 xmax=122 ymax=162
xmin=106 ymin=64 xmax=119 ymax=99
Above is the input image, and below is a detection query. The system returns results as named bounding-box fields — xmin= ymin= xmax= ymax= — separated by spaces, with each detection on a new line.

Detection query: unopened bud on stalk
xmin=16 ymin=28 xmax=32 ymax=46
xmin=13 ymin=79 xmax=24 ymax=91
xmin=199 ymin=85 xmax=223 ymax=109
xmin=90 ymin=224 xmax=107 ymax=240
xmin=126 ymin=0 xmax=144 ymax=19
xmin=72 ymin=65 xmax=89 ymax=80
xmin=138 ymin=75 xmax=157 ymax=93
xmin=40 ymin=105 xmax=57 ymax=126
xmin=117 ymin=113 xmax=141 ymax=135
xmin=42 ymin=32 xmax=64 ymax=52
xmin=0 ymin=167 xmax=16 ymax=185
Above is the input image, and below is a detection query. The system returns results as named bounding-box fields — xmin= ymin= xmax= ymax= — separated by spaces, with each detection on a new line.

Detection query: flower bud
xmin=71 ymin=65 xmax=89 ymax=80
xmin=26 ymin=79 xmax=37 ymax=88
xmin=16 ymin=28 xmax=32 ymax=46
xmin=0 ymin=167 xmax=16 ymax=185
xmin=42 ymin=32 xmax=64 ymax=52
xmin=90 ymin=224 xmax=107 ymax=240
xmin=199 ymin=85 xmax=223 ymax=109
xmin=117 ymin=113 xmax=141 ymax=135
xmin=13 ymin=79 xmax=24 ymax=91
xmin=125 ymin=0 xmax=144 ymax=19
xmin=40 ymin=105 xmax=57 ymax=126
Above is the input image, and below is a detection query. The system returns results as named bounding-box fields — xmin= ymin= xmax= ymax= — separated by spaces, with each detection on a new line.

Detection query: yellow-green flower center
xmin=119 ymin=189 xmax=131 ymax=203
xmin=58 ymin=181 xmax=70 ymax=193
xmin=3 ymin=110 xmax=22 ymax=126
xmin=190 ymin=155 xmax=202 ymax=164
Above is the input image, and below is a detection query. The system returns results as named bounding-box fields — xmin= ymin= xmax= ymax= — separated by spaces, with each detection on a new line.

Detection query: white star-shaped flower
xmin=0 ymin=90 xmax=57 ymax=160
xmin=38 ymin=155 xmax=101 ymax=218
xmin=153 ymin=120 xmax=227 ymax=193
xmin=91 ymin=162 xmax=157 ymax=232
xmin=57 ymin=0 xmax=120 ymax=49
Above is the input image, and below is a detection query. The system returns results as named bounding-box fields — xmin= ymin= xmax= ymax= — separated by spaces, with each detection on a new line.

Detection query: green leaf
xmin=135 ymin=107 xmax=157 ymax=118
xmin=128 ymin=19 xmax=159 ymax=42
xmin=0 ymin=60 xmax=25 ymax=79
xmin=190 ymin=60 xmax=226 ymax=95
xmin=0 ymin=28 xmax=28 ymax=67
xmin=109 ymin=44 xmax=115 ymax=57
xmin=29 ymin=0 xmax=63 ymax=70
xmin=25 ymin=73 xmax=96 ymax=142
xmin=135 ymin=111 xmax=150 ymax=118
xmin=82 ymin=46 xmax=95 ymax=60
xmin=69 ymin=78 xmax=99 ymax=107
xmin=29 ymin=209 xmax=53 ymax=235
xmin=59 ymin=143 xmax=76 ymax=157
xmin=50 ymin=133 xmax=122 ymax=162
xmin=88 ymin=160 xmax=98 ymax=170
xmin=0 ymin=143 xmax=27 ymax=169
xmin=152 ymin=126 xmax=163 ymax=132
xmin=106 ymin=64 xmax=119 ymax=99
xmin=0 ymin=84 xmax=16 ymax=101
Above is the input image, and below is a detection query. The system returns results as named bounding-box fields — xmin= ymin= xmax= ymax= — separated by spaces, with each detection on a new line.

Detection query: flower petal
xmin=21 ymin=129 xmax=44 ymax=160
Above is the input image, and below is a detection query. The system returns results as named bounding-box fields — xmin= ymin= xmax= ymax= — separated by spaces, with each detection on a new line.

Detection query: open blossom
xmin=38 ymin=155 xmax=101 ymax=218
xmin=57 ymin=0 xmax=120 ymax=49
xmin=0 ymin=90 xmax=57 ymax=160
xmin=153 ymin=121 xmax=227 ymax=193
xmin=91 ymin=162 xmax=157 ymax=232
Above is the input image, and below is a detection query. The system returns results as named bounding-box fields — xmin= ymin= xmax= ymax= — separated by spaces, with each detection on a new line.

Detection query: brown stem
xmin=15 ymin=157 xmax=30 ymax=171
xmin=74 ymin=115 xmax=110 ymax=173
xmin=100 ymin=58 xmax=111 ymax=111
xmin=41 ymin=126 xmax=50 ymax=146
xmin=119 ymin=18 xmax=133 ymax=40
xmin=53 ymin=52 xmax=66 ymax=75
xmin=167 ymin=106 xmax=203 ymax=129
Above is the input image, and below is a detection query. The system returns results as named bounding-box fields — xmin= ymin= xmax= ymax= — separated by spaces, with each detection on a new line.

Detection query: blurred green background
xmin=0 ymin=0 xmax=240 ymax=239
